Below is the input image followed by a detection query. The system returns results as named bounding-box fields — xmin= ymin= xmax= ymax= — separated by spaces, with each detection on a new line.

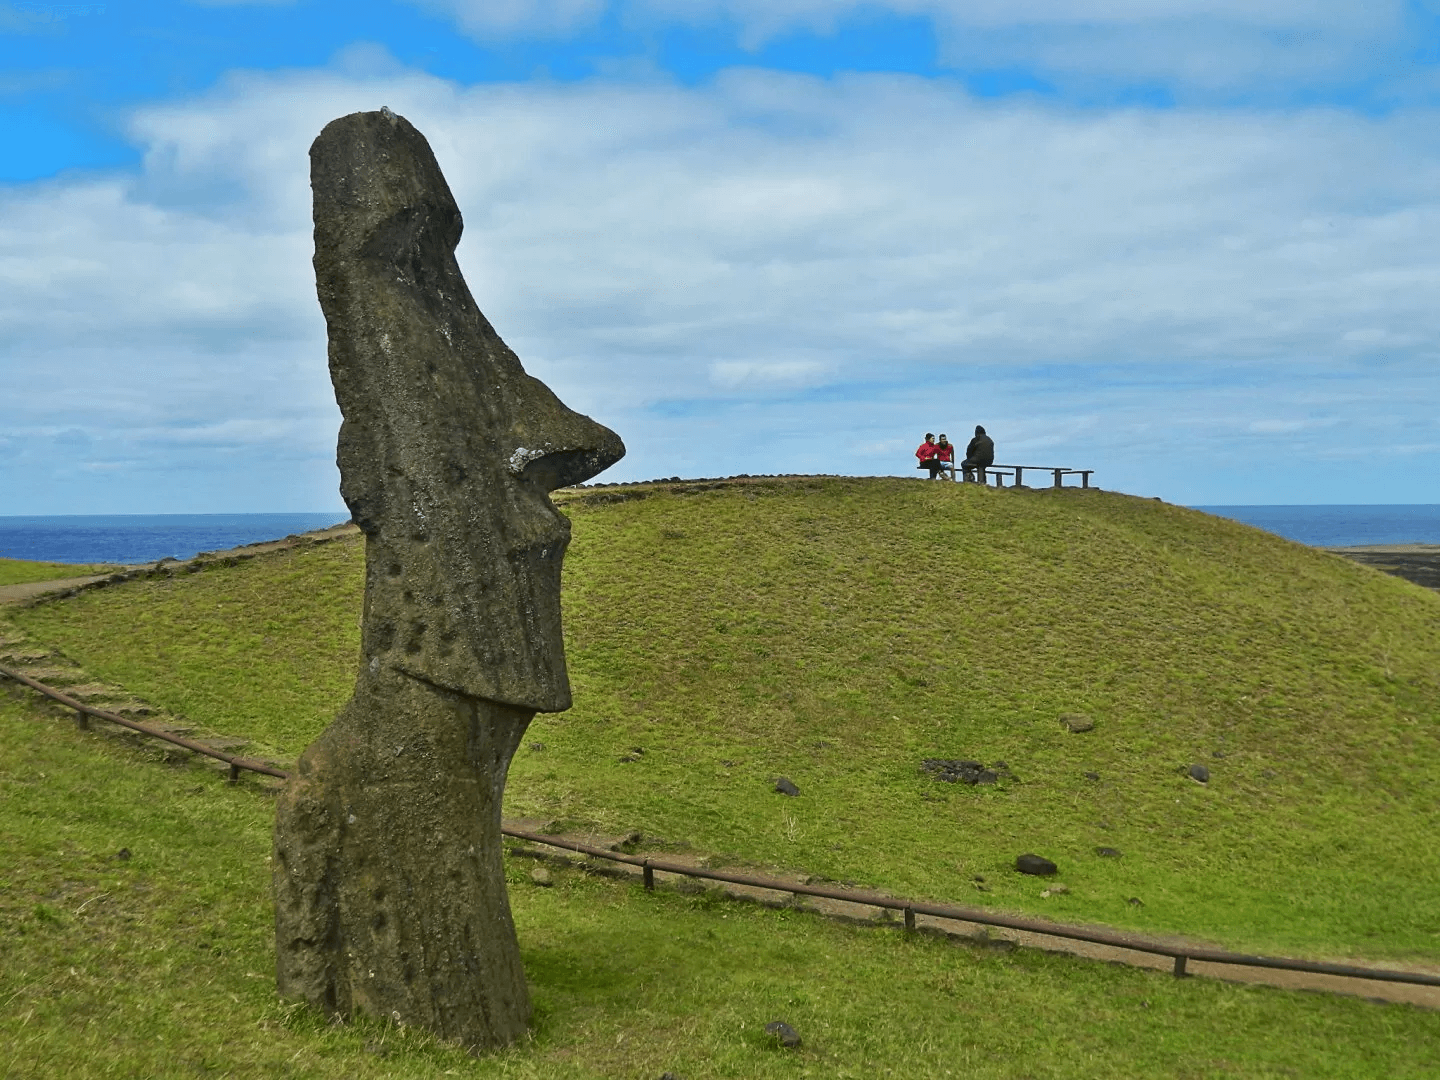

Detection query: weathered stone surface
xmin=1060 ymin=712 xmax=1095 ymax=733
xmin=1188 ymin=763 xmax=1210 ymax=784
xmin=774 ymin=777 xmax=800 ymax=796
xmin=274 ymin=108 xmax=624 ymax=1051
xmin=1015 ymin=853 xmax=1058 ymax=876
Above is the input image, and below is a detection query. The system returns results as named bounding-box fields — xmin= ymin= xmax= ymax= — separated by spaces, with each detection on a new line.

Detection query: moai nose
xmin=503 ymin=386 xmax=625 ymax=493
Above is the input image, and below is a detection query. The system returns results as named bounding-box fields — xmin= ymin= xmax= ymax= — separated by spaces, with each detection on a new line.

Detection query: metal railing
xmin=3 ymin=661 xmax=1438 ymax=993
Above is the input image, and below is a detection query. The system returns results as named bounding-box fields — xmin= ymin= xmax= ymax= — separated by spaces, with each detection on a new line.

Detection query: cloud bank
xmin=414 ymin=0 xmax=1414 ymax=100
xmin=3 ymin=58 xmax=1438 ymax=510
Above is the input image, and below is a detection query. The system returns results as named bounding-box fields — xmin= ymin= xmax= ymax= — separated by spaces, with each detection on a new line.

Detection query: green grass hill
xmin=10 ymin=477 xmax=1440 ymax=963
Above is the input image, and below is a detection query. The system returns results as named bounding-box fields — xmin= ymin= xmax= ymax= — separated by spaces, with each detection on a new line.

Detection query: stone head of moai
xmin=313 ymin=106 xmax=624 ymax=710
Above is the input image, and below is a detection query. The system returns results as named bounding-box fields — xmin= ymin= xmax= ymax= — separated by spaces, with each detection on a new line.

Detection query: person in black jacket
xmin=962 ymin=425 xmax=994 ymax=482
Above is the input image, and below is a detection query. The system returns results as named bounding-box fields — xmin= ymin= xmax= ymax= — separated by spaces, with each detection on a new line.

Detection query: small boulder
xmin=1095 ymin=846 xmax=1122 ymax=858
xmin=1060 ymin=713 xmax=1094 ymax=733
xmin=765 ymin=1020 xmax=802 ymax=1048
xmin=529 ymin=866 xmax=553 ymax=887
xmin=774 ymin=777 xmax=800 ymax=797
xmin=1083 ymin=771 xmax=1100 ymax=781
xmin=1188 ymin=763 xmax=1210 ymax=784
xmin=1015 ymin=853 xmax=1058 ymax=876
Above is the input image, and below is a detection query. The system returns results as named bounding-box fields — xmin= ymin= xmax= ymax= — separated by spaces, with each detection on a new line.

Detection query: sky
xmin=3 ymin=1 xmax=1440 ymax=513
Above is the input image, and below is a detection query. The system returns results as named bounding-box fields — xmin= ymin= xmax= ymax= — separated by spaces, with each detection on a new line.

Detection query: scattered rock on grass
xmin=1128 ymin=896 xmax=1145 ymax=907
xmin=1095 ymin=846 xmax=1122 ymax=858
xmin=774 ymin=777 xmax=800 ymax=796
xmin=1060 ymin=712 xmax=1095 ymax=733
xmin=530 ymin=867 xmax=553 ymax=887
xmin=618 ymin=746 xmax=645 ymax=763
xmin=921 ymin=759 xmax=1011 ymax=785
xmin=1041 ymin=884 xmax=1070 ymax=897
xmin=1015 ymin=854 xmax=1058 ymax=876
xmin=1084 ymin=771 xmax=1100 ymax=781
xmin=765 ymin=1020 xmax=802 ymax=1048
xmin=1188 ymin=763 xmax=1210 ymax=784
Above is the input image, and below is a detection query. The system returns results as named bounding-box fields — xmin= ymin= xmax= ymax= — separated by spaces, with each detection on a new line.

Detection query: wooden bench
xmin=960 ymin=465 xmax=1094 ymax=488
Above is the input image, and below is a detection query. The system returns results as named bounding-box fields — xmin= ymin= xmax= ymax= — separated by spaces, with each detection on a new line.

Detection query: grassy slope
xmin=0 ymin=558 xmax=112 ymax=587
xmin=10 ymin=478 xmax=1440 ymax=961
xmin=2 ymin=693 xmax=1437 ymax=1080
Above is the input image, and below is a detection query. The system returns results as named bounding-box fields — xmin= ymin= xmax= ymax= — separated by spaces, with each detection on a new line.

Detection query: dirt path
xmin=0 ymin=574 xmax=116 ymax=605
xmin=0 ymin=522 xmax=359 ymax=607
xmin=504 ymin=822 xmax=1440 ymax=1011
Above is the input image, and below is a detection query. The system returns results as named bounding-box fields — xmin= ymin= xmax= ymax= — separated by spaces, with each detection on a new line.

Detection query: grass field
xmin=9 ymin=478 xmax=1440 ymax=969
xmin=3 ymin=691 xmax=1438 ymax=1079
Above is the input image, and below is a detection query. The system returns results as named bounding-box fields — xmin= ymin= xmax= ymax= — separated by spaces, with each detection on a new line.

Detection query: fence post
xmin=1173 ymin=955 xmax=1188 ymax=978
xmin=904 ymin=906 xmax=916 ymax=933
xmin=228 ymin=763 xmax=241 ymax=784
xmin=643 ymin=859 xmax=654 ymax=891
xmin=74 ymin=710 xmax=89 ymax=731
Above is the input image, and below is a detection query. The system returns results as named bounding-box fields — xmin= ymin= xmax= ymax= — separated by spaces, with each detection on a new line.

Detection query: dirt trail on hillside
xmin=0 ymin=574 xmax=115 ymax=604
xmin=504 ymin=822 xmax=1440 ymax=1011
xmin=0 ymin=522 xmax=359 ymax=606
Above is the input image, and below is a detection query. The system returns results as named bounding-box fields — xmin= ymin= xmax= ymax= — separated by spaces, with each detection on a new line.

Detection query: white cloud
xmin=406 ymin=0 xmax=606 ymax=38
xmin=3 ymin=60 xmax=1440 ymax=509
xmin=407 ymin=0 xmax=1410 ymax=97
xmin=710 ymin=360 xmax=830 ymax=388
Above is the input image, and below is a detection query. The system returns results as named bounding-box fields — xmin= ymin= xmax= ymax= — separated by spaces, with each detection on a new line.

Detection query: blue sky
xmin=3 ymin=0 xmax=1440 ymax=512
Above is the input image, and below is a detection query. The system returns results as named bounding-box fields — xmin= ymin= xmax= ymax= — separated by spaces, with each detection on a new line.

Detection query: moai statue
xmin=273 ymin=109 xmax=624 ymax=1050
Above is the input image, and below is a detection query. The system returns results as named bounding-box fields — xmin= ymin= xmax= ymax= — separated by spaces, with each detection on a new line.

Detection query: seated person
xmin=962 ymin=425 xmax=994 ymax=482
xmin=915 ymin=433 xmax=943 ymax=479
xmin=934 ymin=434 xmax=955 ymax=479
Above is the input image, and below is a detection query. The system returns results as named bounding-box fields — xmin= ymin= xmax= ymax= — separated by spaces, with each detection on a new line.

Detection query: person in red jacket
xmin=934 ymin=434 xmax=955 ymax=480
xmin=915 ymin=433 xmax=943 ymax=479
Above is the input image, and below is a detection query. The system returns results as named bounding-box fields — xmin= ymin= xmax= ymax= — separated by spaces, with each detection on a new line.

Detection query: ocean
xmin=1 ymin=505 xmax=1438 ymax=566
xmin=0 ymin=513 xmax=350 ymax=565
xmin=1192 ymin=505 xmax=1440 ymax=548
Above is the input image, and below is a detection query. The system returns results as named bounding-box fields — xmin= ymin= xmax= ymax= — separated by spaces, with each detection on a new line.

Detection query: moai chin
xmin=272 ymin=108 xmax=624 ymax=1050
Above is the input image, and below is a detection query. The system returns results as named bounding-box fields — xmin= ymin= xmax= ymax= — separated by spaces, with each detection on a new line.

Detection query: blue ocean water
xmin=0 ymin=513 xmax=350 ymax=565
xmin=1192 ymin=505 xmax=1440 ymax=548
